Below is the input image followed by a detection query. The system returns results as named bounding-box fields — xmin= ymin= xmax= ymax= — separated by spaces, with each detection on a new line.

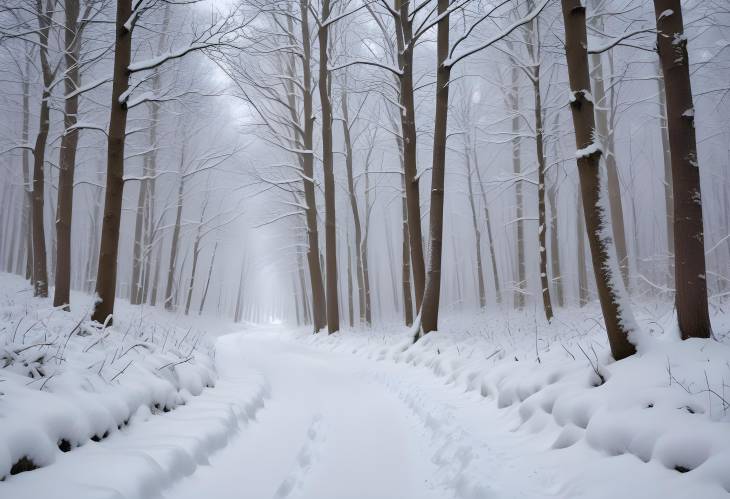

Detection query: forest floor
xmin=2 ymin=273 xmax=730 ymax=498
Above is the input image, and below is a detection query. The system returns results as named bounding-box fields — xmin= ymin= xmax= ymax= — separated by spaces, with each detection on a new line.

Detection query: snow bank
xmin=0 ymin=273 xmax=231 ymax=483
xmin=292 ymin=304 xmax=730 ymax=498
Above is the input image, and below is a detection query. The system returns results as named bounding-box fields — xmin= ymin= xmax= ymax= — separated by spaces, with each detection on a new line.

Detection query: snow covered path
xmin=165 ymin=328 xmax=556 ymax=499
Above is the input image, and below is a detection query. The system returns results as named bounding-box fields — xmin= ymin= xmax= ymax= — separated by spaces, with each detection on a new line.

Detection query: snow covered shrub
xmin=0 ymin=274 xmax=216 ymax=479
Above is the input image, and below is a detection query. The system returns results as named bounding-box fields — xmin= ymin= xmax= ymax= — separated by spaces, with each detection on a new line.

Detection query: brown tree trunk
xmin=533 ymin=76 xmax=554 ymax=321
xmin=31 ymin=0 xmax=55 ymax=298
xmin=53 ymin=0 xmax=82 ymax=310
xmin=395 ymin=0 xmax=426 ymax=311
xmin=318 ymin=0 xmax=339 ymax=333
xmin=653 ymin=0 xmax=711 ymax=339
xmin=420 ymin=0 xmax=451 ymax=336
xmin=300 ymin=0 xmax=327 ymax=332
xmin=561 ymin=0 xmax=636 ymax=359
xmin=91 ymin=0 xmax=132 ymax=324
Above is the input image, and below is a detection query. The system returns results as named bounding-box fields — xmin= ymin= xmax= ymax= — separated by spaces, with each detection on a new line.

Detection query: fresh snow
xmin=2 ymin=273 xmax=729 ymax=498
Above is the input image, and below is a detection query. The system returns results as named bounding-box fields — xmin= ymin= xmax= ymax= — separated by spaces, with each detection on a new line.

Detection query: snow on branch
xmin=587 ymin=28 xmax=655 ymax=54
xmin=328 ymin=59 xmax=403 ymax=76
xmin=444 ymin=0 xmax=551 ymax=69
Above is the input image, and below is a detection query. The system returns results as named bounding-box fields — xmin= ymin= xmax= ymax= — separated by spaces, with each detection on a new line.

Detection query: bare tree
xmin=561 ymin=0 xmax=636 ymax=359
xmin=652 ymin=0 xmax=711 ymax=339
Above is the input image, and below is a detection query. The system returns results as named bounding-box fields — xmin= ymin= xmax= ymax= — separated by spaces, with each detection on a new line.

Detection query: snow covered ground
xmin=2 ymin=272 xmax=729 ymax=498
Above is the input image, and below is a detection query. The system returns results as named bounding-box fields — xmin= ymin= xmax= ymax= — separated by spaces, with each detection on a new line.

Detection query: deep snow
xmin=1 ymin=272 xmax=729 ymax=498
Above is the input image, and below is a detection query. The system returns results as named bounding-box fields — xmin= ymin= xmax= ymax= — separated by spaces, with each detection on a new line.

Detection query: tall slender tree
xmin=652 ymin=0 xmax=711 ymax=339
xmin=561 ymin=0 xmax=636 ymax=359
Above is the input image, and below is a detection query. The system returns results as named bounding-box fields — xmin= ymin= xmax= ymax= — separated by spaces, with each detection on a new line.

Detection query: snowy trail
xmin=164 ymin=328 xmax=556 ymax=499
xmin=167 ymin=330 xmax=444 ymax=499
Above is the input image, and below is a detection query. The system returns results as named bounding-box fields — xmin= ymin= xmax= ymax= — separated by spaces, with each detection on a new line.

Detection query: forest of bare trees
xmin=1 ymin=0 xmax=728 ymax=361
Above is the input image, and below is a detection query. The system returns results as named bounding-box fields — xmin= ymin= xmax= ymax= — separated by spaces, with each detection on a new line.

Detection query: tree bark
xmin=534 ymin=75 xmax=553 ymax=321
xmin=420 ymin=0 xmax=451 ymax=336
xmin=395 ymin=0 xmax=426 ymax=311
xmin=30 ymin=0 xmax=55 ymax=298
xmin=299 ymin=0 xmax=327 ymax=332
xmin=653 ymin=0 xmax=711 ymax=339
xmin=561 ymin=0 xmax=636 ymax=359
xmin=318 ymin=0 xmax=339 ymax=334
xmin=53 ymin=0 xmax=82 ymax=310
xmin=91 ymin=0 xmax=132 ymax=324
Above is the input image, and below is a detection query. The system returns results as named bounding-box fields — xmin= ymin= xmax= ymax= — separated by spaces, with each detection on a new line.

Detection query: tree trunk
xmin=464 ymin=136 xmax=486 ymax=308
xmin=130 ymin=156 xmax=148 ymax=305
xmin=656 ymin=61 xmax=674 ymax=286
xmin=198 ymin=241 xmax=218 ymax=315
xmin=53 ymin=0 xmax=82 ymax=310
xmin=590 ymin=47 xmax=629 ymax=289
xmin=341 ymin=84 xmax=369 ymax=324
xmin=346 ymin=232 xmax=354 ymax=327
xmin=473 ymin=146 xmax=501 ymax=304
xmin=533 ymin=76 xmax=553 ymax=321
xmin=508 ymin=66 xmax=526 ymax=309
xmin=561 ymin=0 xmax=636 ymax=359
xmin=576 ymin=191 xmax=589 ymax=306
xmin=318 ymin=0 xmax=339 ymax=333
xmin=91 ymin=0 xmax=132 ymax=324
xmin=299 ymin=0 xmax=327 ymax=332
xmin=185 ymin=219 xmax=204 ymax=316
xmin=164 ymin=168 xmax=185 ymax=310
xmin=420 ymin=0 xmax=451 ymax=336
xmin=19 ymin=60 xmax=32 ymax=279
xmin=234 ymin=261 xmax=245 ymax=323
xmin=31 ymin=0 xmax=55 ymax=298
xmin=653 ymin=0 xmax=711 ymax=339
xmin=297 ymin=248 xmax=311 ymax=324
xmin=395 ymin=0 xmax=426 ymax=311
xmin=547 ymin=185 xmax=564 ymax=307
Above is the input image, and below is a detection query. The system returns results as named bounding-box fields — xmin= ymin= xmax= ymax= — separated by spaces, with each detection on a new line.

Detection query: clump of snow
xmin=575 ymin=142 xmax=602 ymax=159
xmin=0 ymin=273 xmax=220 ymax=480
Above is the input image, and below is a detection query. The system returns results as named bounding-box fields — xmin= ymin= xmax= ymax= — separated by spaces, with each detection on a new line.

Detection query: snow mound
xmin=294 ymin=305 xmax=730 ymax=498
xmin=0 ymin=274 xmax=218 ymax=481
